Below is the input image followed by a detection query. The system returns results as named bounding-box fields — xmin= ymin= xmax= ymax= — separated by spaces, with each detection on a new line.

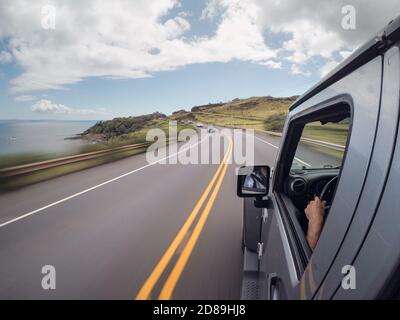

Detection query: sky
xmin=0 ymin=0 xmax=399 ymax=120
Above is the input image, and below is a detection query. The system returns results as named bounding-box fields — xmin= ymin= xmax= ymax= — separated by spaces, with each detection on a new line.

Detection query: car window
xmin=279 ymin=111 xmax=352 ymax=259
xmin=290 ymin=119 xmax=350 ymax=171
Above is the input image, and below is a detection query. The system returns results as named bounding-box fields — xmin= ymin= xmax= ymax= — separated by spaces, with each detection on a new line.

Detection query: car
xmin=208 ymin=127 xmax=216 ymax=133
xmin=196 ymin=123 xmax=204 ymax=128
xmin=237 ymin=16 xmax=400 ymax=300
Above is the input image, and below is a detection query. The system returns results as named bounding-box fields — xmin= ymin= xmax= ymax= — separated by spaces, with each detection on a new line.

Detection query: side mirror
xmin=237 ymin=165 xmax=270 ymax=198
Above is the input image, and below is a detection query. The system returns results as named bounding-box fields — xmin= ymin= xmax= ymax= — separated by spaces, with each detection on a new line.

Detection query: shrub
xmin=264 ymin=112 xmax=287 ymax=132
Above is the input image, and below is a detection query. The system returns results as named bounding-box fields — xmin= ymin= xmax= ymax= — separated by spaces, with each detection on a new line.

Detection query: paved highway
xmin=0 ymin=129 xmax=338 ymax=299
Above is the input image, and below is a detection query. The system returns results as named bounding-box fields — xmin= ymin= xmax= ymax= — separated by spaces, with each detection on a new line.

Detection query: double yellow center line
xmin=136 ymin=136 xmax=233 ymax=300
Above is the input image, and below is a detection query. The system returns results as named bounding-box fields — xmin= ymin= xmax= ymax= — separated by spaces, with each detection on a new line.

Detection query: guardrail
xmin=192 ymin=111 xmax=266 ymax=122
xmin=0 ymin=141 xmax=157 ymax=178
xmin=300 ymin=137 xmax=345 ymax=151
xmin=256 ymin=129 xmax=283 ymax=138
xmin=256 ymin=129 xmax=346 ymax=151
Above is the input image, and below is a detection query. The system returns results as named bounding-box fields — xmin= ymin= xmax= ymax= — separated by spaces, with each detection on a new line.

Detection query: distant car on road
xmin=196 ymin=123 xmax=204 ymax=128
xmin=237 ymin=16 xmax=400 ymax=300
xmin=208 ymin=127 xmax=216 ymax=133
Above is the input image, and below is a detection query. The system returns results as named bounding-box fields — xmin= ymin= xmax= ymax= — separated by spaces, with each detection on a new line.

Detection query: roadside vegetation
xmin=263 ymin=112 xmax=287 ymax=132
xmin=82 ymin=112 xmax=168 ymax=141
xmin=0 ymin=114 xmax=192 ymax=191
xmin=302 ymin=122 xmax=348 ymax=146
xmin=0 ymin=114 xmax=191 ymax=170
xmin=0 ymin=147 xmax=147 ymax=192
xmin=188 ymin=96 xmax=294 ymax=131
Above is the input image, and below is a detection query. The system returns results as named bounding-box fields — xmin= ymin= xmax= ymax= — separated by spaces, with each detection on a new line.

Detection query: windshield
xmin=290 ymin=119 xmax=350 ymax=171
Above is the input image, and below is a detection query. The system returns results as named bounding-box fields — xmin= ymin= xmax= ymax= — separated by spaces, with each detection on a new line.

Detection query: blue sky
xmin=0 ymin=60 xmax=319 ymax=120
xmin=0 ymin=0 xmax=398 ymax=120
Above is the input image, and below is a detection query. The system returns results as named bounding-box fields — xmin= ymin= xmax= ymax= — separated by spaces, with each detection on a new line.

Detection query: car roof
xmin=289 ymin=16 xmax=400 ymax=111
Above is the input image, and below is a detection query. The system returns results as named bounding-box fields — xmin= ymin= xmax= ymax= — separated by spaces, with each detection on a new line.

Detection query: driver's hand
xmin=305 ymin=197 xmax=326 ymax=250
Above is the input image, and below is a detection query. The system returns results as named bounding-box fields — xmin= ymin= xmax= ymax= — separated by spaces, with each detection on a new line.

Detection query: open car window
xmin=278 ymin=108 xmax=352 ymax=264
xmin=290 ymin=119 xmax=350 ymax=172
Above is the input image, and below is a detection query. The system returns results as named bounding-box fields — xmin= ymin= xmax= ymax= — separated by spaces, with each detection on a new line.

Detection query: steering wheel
xmin=319 ymin=176 xmax=338 ymax=210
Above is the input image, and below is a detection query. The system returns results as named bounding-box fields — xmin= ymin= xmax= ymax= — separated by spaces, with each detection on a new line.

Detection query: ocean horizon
xmin=0 ymin=120 xmax=97 ymax=156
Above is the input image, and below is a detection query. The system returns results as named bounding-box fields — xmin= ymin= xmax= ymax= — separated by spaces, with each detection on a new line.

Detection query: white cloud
xmin=291 ymin=64 xmax=311 ymax=77
xmin=253 ymin=0 xmax=400 ymax=74
xmin=0 ymin=0 xmax=275 ymax=93
xmin=15 ymin=95 xmax=36 ymax=102
xmin=32 ymin=100 xmax=70 ymax=114
xmin=31 ymin=99 xmax=111 ymax=116
xmin=0 ymin=0 xmax=399 ymax=92
xmin=164 ymin=16 xmax=191 ymax=39
xmin=0 ymin=51 xmax=13 ymax=64
xmin=260 ymin=60 xmax=282 ymax=69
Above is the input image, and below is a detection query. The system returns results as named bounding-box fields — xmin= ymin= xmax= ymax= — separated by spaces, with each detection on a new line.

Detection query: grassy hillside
xmin=190 ymin=96 xmax=297 ymax=131
xmin=82 ymin=112 xmax=193 ymax=147
xmin=83 ymin=112 xmax=168 ymax=141
xmin=186 ymin=96 xmax=349 ymax=156
xmin=192 ymin=96 xmax=296 ymax=118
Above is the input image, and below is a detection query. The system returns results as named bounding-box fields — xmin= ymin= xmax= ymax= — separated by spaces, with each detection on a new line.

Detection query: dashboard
xmin=285 ymin=169 xmax=340 ymax=205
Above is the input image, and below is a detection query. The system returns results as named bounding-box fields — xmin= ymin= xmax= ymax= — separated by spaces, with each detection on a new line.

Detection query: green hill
xmin=188 ymin=96 xmax=298 ymax=131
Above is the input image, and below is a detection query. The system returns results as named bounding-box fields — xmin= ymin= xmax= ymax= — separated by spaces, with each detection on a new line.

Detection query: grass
xmin=0 ymin=147 xmax=148 ymax=192
xmin=298 ymin=122 xmax=349 ymax=161
xmin=263 ymin=112 xmax=287 ymax=132
xmin=193 ymin=113 xmax=266 ymax=130
xmin=196 ymin=96 xmax=293 ymax=119
xmin=191 ymin=96 xmax=293 ymax=131
xmin=302 ymin=122 xmax=349 ymax=146
xmin=0 ymin=153 xmax=63 ymax=170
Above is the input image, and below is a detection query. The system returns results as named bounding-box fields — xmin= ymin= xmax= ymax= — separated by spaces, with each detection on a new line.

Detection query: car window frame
xmin=272 ymin=97 xmax=354 ymax=276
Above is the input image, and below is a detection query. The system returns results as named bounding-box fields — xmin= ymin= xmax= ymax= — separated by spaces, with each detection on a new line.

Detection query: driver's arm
xmin=305 ymin=197 xmax=326 ymax=250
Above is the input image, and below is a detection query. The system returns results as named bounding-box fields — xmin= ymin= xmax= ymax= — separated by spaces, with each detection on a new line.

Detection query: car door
xmin=323 ymin=45 xmax=400 ymax=299
xmin=259 ymin=55 xmax=384 ymax=299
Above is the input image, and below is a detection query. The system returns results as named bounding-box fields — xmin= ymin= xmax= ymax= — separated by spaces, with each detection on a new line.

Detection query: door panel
xmin=335 ymin=114 xmax=400 ymax=298
xmin=243 ymin=198 xmax=262 ymax=252
xmin=295 ymin=56 xmax=383 ymax=299
xmin=259 ymin=197 xmax=295 ymax=299
xmin=317 ymin=46 xmax=400 ymax=299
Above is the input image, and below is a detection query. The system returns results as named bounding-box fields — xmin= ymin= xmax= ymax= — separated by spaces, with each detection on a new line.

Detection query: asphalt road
xmin=0 ymin=129 xmax=337 ymax=299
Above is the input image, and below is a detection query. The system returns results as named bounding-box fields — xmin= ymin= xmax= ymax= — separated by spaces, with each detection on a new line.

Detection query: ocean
xmin=0 ymin=120 xmax=96 ymax=156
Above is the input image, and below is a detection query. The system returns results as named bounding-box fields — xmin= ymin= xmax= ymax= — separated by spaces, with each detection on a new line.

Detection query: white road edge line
xmin=254 ymin=135 xmax=279 ymax=149
xmin=253 ymin=135 xmax=312 ymax=168
xmin=0 ymin=137 xmax=208 ymax=229
xmin=293 ymin=157 xmax=312 ymax=168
